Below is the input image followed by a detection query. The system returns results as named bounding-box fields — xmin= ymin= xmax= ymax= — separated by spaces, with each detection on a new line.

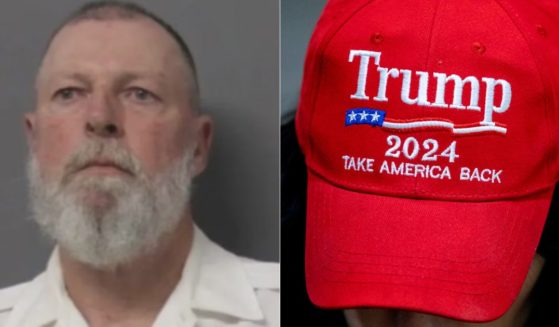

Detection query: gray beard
xmin=27 ymin=141 xmax=193 ymax=269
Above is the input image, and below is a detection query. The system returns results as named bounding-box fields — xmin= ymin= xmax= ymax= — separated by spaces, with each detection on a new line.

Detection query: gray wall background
xmin=281 ymin=0 xmax=325 ymax=121
xmin=0 ymin=0 xmax=278 ymax=288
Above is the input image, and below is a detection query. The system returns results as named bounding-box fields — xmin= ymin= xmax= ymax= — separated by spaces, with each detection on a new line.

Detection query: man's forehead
xmin=39 ymin=18 xmax=189 ymax=82
xmin=40 ymin=70 xmax=170 ymax=84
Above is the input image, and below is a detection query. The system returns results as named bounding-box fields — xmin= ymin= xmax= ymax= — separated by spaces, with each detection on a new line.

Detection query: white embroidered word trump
xmin=348 ymin=50 xmax=511 ymax=134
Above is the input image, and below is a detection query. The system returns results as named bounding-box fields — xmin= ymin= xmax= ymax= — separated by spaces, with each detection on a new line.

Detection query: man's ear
xmin=190 ymin=114 xmax=213 ymax=177
xmin=24 ymin=112 xmax=37 ymax=153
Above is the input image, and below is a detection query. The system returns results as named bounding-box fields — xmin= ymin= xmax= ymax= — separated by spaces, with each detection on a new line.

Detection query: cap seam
xmin=305 ymin=0 xmax=375 ymax=164
xmin=494 ymin=0 xmax=558 ymax=185
xmin=308 ymin=166 xmax=554 ymax=200
xmin=415 ymin=0 xmax=443 ymax=196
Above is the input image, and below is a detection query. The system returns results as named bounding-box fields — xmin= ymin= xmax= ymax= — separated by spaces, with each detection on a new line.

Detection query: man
xmin=0 ymin=2 xmax=278 ymax=326
xmin=289 ymin=0 xmax=559 ymax=325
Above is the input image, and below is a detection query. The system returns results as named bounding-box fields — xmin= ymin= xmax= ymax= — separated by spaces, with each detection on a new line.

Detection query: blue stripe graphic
xmin=345 ymin=108 xmax=386 ymax=127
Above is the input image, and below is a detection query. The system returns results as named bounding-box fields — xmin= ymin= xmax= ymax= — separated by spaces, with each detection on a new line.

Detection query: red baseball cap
xmin=296 ymin=0 xmax=559 ymax=322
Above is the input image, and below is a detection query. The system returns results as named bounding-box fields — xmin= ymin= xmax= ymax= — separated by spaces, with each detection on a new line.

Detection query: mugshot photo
xmin=0 ymin=1 xmax=278 ymax=326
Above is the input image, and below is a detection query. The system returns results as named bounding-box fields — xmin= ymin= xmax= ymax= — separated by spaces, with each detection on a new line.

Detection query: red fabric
xmin=306 ymin=171 xmax=551 ymax=321
xmin=296 ymin=0 xmax=559 ymax=322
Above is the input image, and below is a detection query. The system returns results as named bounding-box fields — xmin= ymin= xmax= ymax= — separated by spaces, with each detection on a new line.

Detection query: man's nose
xmin=84 ymin=94 xmax=122 ymax=138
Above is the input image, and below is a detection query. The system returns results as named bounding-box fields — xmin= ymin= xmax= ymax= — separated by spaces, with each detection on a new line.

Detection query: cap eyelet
xmin=370 ymin=32 xmax=384 ymax=44
xmin=471 ymin=42 xmax=486 ymax=55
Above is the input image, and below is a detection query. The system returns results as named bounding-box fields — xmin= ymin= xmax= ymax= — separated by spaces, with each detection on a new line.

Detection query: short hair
xmin=42 ymin=1 xmax=199 ymax=107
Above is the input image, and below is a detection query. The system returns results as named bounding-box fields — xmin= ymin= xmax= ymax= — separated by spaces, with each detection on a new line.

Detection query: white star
xmin=359 ymin=110 xmax=369 ymax=121
xmin=348 ymin=111 xmax=358 ymax=122
xmin=371 ymin=111 xmax=381 ymax=122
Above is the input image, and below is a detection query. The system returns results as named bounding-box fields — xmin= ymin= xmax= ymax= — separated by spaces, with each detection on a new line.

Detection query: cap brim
xmin=305 ymin=170 xmax=552 ymax=322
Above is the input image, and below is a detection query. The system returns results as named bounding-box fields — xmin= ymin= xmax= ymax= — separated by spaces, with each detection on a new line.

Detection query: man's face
xmin=30 ymin=17 xmax=208 ymax=187
xmin=25 ymin=17 xmax=212 ymax=268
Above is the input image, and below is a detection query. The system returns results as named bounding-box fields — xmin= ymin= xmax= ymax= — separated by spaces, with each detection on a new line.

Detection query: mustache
xmin=61 ymin=140 xmax=142 ymax=184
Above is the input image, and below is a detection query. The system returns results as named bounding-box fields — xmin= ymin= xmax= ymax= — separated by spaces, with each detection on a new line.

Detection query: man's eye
xmin=53 ymin=87 xmax=83 ymax=101
xmin=126 ymin=87 xmax=159 ymax=103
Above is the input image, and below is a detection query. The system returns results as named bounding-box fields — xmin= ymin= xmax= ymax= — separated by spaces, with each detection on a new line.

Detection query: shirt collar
xmin=188 ymin=225 xmax=264 ymax=321
xmin=13 ymin=224 xmax=264 ymax=326
xmin=6 ymin=247 xmax=85 ymax=327
xmin=46 ymin=247 xmax=88 ymax=326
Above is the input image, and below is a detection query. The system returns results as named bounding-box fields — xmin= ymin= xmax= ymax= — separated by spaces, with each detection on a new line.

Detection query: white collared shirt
xmin=0 ymin=226 xmax=279 ymax=326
